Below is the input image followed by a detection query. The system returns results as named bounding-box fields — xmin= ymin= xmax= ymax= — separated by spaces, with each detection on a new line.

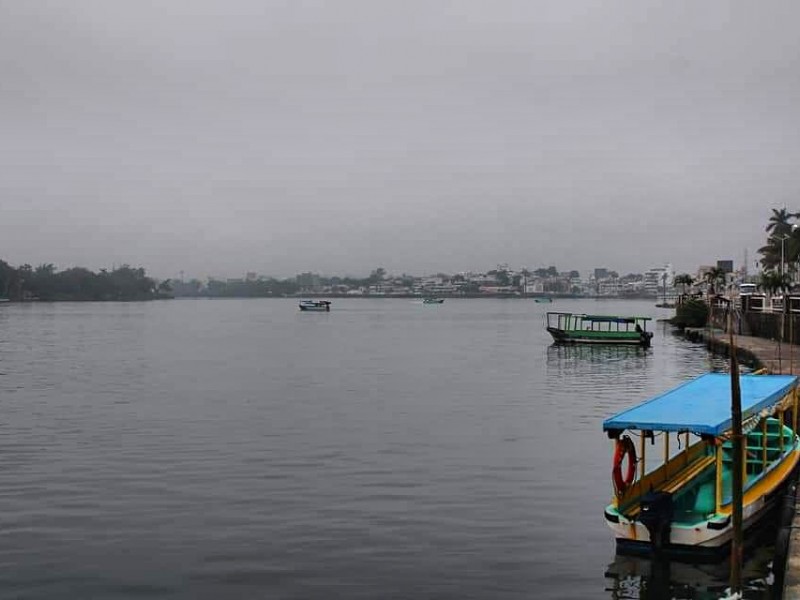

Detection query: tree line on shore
xmin=4 ymin=207 xmax=791 ymax=304
xmin=0 ymin=260 xmax=170 ymax=301
xmin=672 ymin=207 xmax=800 ymax=328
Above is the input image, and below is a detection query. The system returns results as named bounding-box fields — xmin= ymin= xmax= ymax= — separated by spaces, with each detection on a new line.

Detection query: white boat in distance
xmin=298 ymin=300 xmax=331 ymax=312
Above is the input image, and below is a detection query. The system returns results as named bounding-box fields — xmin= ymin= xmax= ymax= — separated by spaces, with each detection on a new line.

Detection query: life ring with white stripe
xmin=613 ymin=435 xmax=637 ymax=495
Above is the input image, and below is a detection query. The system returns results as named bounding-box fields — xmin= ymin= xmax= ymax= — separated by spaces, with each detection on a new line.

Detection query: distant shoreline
xmin=175 ymin=293 xmax=662 ymax=301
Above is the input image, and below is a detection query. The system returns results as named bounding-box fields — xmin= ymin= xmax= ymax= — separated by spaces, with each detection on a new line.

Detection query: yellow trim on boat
xmin=622 ymin=454 xmax=716 ymax=519
xmin=616 ymin=440 xmax=708 ymax=509
xmin=717 ymin=445 xmax=800 ymax=516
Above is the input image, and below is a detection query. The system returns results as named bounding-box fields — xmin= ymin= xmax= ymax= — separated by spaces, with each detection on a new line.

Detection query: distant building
xmin=717 ymin=260 xmax=734 ymax=274
xmin=594 ymin=268 xmax=609 ymax=281
xmin=643 ymin=264 xmax=674 ymax=297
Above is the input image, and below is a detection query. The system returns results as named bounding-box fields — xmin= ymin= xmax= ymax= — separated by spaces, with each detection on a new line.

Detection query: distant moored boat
xmin=545 ymin=312 xmax=653 ymax=347
xmin=298 ymin=300 xmax=331 ymax=312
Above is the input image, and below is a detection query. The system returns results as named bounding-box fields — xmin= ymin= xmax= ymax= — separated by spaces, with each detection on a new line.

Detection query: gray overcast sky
xmin=2 ymin=0 xmax=799 ymax=279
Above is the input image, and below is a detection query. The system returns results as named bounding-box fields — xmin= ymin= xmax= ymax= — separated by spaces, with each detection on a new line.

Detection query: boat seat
xmin=692 ymin=481 xmax=715 ymax=514
xmin=623 ymin=455 xmax=716 ymax=519
xmin=659 ymin=455 xmax=716 ymax=495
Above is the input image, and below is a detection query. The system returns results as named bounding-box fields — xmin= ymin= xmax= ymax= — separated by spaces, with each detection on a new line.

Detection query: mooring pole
xmin=729 ymin=308 xmax=743 ymax=594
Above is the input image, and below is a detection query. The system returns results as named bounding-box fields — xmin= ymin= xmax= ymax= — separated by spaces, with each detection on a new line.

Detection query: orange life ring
xmin=613 ymin=435 xmax=637 ymax=494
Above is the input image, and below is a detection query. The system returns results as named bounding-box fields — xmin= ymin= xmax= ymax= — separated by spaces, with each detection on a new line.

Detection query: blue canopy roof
xmin=603 ymin=373 xmax=798 ymax=436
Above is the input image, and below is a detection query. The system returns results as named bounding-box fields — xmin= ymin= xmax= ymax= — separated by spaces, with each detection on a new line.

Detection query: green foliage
xmin=0 ymin=260 xmax=159 ymax=301
xmin=759 ymin=270 xmax=791 ymax=295
xmin=367 ymin=267 xmax=386 ymax=284
xmin=704 ymin=267 xmax=726 ymax=295
xmin=673 ymin=298 xmax=709 ymax=329
xmin=759 ymin=208 xmax=800 ymax=271
xmin=673 ymin=273 xmax=694 ymax=291
xmin=0 ymin=259 xmax=18 ymax=298
xmin=496 ymin=270 xmax=510 ymax=286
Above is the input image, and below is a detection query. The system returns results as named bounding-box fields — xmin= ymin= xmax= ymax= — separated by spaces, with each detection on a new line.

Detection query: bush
xmin=672 ymin=298 xmax=709 ymax=328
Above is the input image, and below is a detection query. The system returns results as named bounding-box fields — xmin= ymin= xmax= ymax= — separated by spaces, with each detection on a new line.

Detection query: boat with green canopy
xmin=602 ymin=372 xmax=800 ymax=559
xmin=545 ymin=312 xmax=653 ymax=347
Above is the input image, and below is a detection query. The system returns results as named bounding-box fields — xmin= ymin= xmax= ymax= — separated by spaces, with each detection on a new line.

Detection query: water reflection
xmin=546 ymin=343 xmax=652 ymax=364
xmin=604 ymin=535 xmax=776 ymax=599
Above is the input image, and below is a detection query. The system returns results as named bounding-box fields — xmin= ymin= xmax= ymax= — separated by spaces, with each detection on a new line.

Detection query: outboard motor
xmin=638 ymin=491 xmax=673 ymax=552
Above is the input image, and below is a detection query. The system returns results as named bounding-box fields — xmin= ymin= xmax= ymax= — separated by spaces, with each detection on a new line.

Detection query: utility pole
xmin=743 ymin=248 xmax=748 ymax=278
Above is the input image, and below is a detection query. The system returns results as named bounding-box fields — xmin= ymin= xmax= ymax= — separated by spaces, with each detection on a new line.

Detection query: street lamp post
xmin=770 ymin=233 xmax=790 ymax=280
xmin=770 ymin=226 xmax=798 ymax=372
xmin=771 ymin=224 xmax=799 ymax=282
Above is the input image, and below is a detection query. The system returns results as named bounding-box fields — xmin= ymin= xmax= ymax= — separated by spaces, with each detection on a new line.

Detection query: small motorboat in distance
xmin=602 ymin=372 xmax=800 ymax=560
xmin=422 ymin=298 xmax=444 ymax=304
xmin=545 ymin=312 xmax=653 ymax=347
xmin=298 ymin=300 xmax=331 ymax=312
xmin=533 ymin=297 xmax=553 ymax=303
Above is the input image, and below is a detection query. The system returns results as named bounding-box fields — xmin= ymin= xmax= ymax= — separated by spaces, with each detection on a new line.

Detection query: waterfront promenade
xmin=684 ymin=327 xmax=800 ymax=375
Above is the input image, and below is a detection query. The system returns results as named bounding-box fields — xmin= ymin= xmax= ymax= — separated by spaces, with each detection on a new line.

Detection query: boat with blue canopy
xmin=602 ymin=372 xmax=800 ymax=559
xmin=546 ymin=312 xmax=653 ymax=347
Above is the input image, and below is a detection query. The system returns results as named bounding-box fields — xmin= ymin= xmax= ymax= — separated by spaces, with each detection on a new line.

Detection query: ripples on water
xmin=0 ymin=299 xmax=772 ymax=598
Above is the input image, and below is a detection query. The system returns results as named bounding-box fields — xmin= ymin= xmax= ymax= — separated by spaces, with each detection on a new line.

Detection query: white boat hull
xmin=606 ymin=493 xmax=773 ymax=550
xmin=606 ymin=447 xmax=800 ymax=558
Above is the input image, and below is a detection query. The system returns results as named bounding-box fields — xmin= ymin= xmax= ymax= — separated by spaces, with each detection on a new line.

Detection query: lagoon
xmin=0 ymin=298 xmax=772 ymax=598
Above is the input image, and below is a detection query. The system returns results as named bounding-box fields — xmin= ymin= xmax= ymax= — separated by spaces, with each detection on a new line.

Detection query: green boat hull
xmin=547 ymin=327 xmax=652 ymax=347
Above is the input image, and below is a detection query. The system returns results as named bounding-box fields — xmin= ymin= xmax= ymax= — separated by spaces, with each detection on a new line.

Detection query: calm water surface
xmin=0 ymin=299 xmax=774 ymax=599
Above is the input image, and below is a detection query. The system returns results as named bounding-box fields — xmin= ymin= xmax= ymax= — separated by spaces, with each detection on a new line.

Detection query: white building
xmin=644 ymin=264 xmax=675 ymax=297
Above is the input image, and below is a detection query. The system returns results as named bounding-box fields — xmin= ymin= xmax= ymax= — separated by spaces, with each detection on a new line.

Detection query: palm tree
xmin=674 ymin=273 xmax=694 ymax=295
xmin=704 ymin=267 xmax=727 ymax=297
xmin=761 ymin=208 xmax=798 ymax=271
xmin=759 ymin=270 xmax=792 ymax=299
xmin=759 ymin=241 xmax=781 ymax=271
xmin=520 ymin=268 xmax=531 ymax=296
xmin=766 ymin=207 xmax=794 ymax=235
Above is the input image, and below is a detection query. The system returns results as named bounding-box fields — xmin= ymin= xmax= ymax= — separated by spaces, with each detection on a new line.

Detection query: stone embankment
xmin=683 ymin=327 xmax=800 ymax=374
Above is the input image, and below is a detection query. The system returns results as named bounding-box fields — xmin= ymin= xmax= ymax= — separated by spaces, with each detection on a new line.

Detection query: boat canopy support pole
xmin=611 ymin=440 xmax=619 ymax=509
xmin=640 ymin=434 xmax=646 ymax=479
xmin=715 ymin=441 xmax=722 ymax=514
xmin=664 ymin=432 xmax=669 ymax=465
xmin=742 ymin=437 xmax=747 ymax=486
xmin=683 ymin=432 xmax=690 ymax=468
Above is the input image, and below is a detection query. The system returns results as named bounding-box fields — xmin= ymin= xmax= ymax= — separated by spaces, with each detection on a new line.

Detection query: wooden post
xmin=612 ymin=440 xmax=619 ymax=509
xmin=791 ymin=311 xmax=794 ymax=376
xmin=684 ymin=432 xmax=689 ymax=455
xmin=780 ymin=299 xmax=784 ymax=373
xmin=729 ymin=310 xmax=743 ymax=595
xmin=715 ymin=441 xmax=723 ymax=514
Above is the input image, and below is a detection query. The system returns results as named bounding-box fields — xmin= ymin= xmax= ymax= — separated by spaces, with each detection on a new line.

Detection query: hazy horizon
xmin=3 ymin=1 xmax=798 ymax=280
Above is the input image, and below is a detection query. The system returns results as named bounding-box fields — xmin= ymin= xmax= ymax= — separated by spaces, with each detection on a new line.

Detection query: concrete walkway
xmin=684 ymin=327 xmax=800 ymax=375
